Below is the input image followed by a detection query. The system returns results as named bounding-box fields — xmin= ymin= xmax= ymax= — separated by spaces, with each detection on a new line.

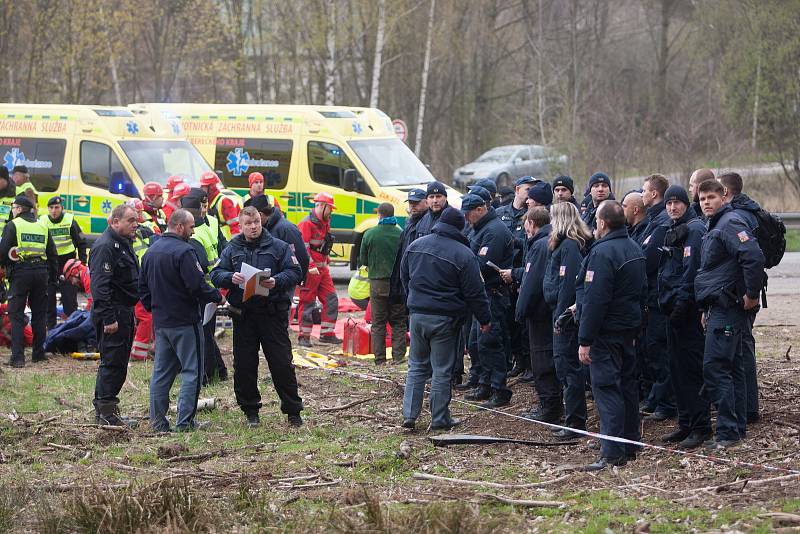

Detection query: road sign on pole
xmin=392 ymin=119 xmax=408 ymax=143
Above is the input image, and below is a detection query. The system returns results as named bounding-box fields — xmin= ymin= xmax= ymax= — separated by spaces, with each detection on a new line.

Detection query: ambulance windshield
xmin=119 ymin=140 xmax=211 ymax=186
xmin=348 ymin=138 xmax=435 ymax=187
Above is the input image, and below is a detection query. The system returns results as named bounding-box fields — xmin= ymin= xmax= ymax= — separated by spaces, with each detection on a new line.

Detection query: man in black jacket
xmin=401 ymin=207 xmax=490 ymax=430
xmin=0 ymin=196 xmax=58 ymax=367
xmin=461 ymin=193 xmax=515 ymax=408
xmin=245 ymin=194 xmax=310 ymax=281
xmin=89 ymin=204 xmax=140 ymax=426
xmin=389 ymin=188 xmax=427 ymax=302
xmin=141 ymin=209 xmax=224 ymax=432
xmin=211 ymin=207 xmax=303 ymax=428
xmin=415 ymin=181 xmax=449 ymax=239
xmin=577 ymin=200 xmax=647 ymax=471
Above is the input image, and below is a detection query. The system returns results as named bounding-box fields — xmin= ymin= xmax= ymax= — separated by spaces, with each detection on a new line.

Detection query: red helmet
xmin=171 ymin=182 xmax=192 ymax=199
xmin=63 ymin=258 xmax=84 ymax=278
xmin=143 ymin=181 xmax=163 ymax=196
xmin=311 ymin=192 xmax=337 ymax=210
xmin=248 ymin=172 xmax=264 ymax=186
xmin=200 ymin=171 xmax=220 ymax=187
xmin=165 ymin=175 xmax=184 ymax=192
xmin=125 ymin=198 xmax=144 ymax=212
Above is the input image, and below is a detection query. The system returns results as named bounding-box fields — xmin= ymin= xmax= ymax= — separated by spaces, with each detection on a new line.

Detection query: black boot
xmin=464 ymin=384 xmax=491 ymax=402
xmin=95 ymin=401 xmax=138 ymax=429
xmin=482 ymin=389 xmax=511 ymax=409
xmin=454 ymin=378 xmax=479 ymax=391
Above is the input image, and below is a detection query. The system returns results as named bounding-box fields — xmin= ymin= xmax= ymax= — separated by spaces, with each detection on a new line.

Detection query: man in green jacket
xmin=360 ymin=203 xmax=405 ymax=364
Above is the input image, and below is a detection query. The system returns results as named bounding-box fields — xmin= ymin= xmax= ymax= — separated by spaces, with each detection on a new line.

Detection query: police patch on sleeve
xmin=585 ymin=270 xmax=594 ymax=282
xmin=737 ymin=231 xmax=750 ymax=243
xmin=103 ymin=262 xmax=112 ymax=272
xmin=479 ymin=246 xmax=488 ymax=256
xmin=559 ymin=265 xmax=566 ymax=276
xmin=291 ymin=255 xmax=299 ymax=265
xmin=683 ymin=246 xmax=691 ymax=257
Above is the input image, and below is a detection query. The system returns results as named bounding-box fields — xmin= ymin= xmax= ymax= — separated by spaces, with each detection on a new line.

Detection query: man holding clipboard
xmin=211 ymin=206 xmax=304 ymax=428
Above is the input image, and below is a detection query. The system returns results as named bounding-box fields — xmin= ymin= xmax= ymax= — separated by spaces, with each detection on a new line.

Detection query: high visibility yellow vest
xmin=14 ymin=217 xmax=48 ymax=261
xmin=16 ymin=182 xmax=38 ymax=196
xmin=39 ymin=212 xmax=76 ymax=257
xmin=132 ymin=229 xmax=150 ymax=263
xmin=209 ymin=189 xmax=242 ymax=239
xmin=0 ymin=196 xmax=14 ymax=237
xmin=348 ymin=266 xmax=370 ymax=300
xmin=192 ymin=215 xmax=221 ymax=271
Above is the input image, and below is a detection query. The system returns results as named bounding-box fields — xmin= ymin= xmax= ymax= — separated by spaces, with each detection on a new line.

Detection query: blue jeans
xmin=403 ymin=313 xmax=462 ymax=427
xmin=150 ymin=323 xmax=204 ymax=432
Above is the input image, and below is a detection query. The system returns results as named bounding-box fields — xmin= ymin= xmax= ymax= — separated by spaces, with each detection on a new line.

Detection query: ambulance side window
xmin=214 ymin=138 xmax=293 ymax=189
xmin=80 ymin=141 xmax=126 ymax=191
xmin=0 ymin=138 xmax=66 ymax=192
xmin=307 ymin=141 xmax=372 ymax=196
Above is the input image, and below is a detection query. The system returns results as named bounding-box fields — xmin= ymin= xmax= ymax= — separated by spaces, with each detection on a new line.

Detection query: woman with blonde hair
xmin=543 ymin=202 xmax=593 ymax=439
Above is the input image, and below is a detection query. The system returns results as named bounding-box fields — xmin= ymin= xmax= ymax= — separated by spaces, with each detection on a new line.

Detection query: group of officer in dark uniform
xmin=399 ymin=168 xmax=768 ymax=471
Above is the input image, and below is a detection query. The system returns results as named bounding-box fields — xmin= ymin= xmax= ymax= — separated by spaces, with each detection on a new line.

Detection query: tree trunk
xmin=325 ymin=0 xmax=336 ymax=105
xmin=751 ymin=48 xmax=761 ymax=150
xmin=537 ymin=0 xmax=547 ymax=145
xmin=369 ymin=0 xmax=386 ymax=108
xmin=414 ymin=0 xmax=436 ymax=157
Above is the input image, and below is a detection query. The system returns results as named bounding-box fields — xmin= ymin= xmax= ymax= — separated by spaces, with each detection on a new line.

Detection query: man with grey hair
xmin=141 ymin=209 xmax=224 ymax=432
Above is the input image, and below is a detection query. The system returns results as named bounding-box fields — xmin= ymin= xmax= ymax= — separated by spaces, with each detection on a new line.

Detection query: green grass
xmin=786 ymin=228 xmax=800 ymax=252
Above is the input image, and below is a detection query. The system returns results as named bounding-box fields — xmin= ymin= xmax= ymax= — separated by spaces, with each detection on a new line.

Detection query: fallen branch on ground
xmin=479 ymin=492 xmax=565 ymax=508
xmin=320 ymin=396 xmax=382 ymax=412
xmin=413 ymin=472 xmax=571 ymax=489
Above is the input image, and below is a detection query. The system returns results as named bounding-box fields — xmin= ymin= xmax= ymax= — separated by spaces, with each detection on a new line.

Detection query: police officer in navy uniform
xmin=552 ymin=175 xmax=581 ymax=210
xmin=415 ymin=181 xmax=449 ymax=239
xmin=0 ymin=195 xmax=57 ymax=367
xmin=90 ymin=204 xmax=140 ymax=426
xmin=245 ymin=194 xmax=310 ymax=281
xmin=211 ymin=206 xmax=303 ymax=428
xmin=389 ymin=188 xmax=427 ymax=304
xmin=639 ymin=173 xmax=676 ymax=420
xmin=461 ymin=193 xmax=515 ymax=408
xmin=581 ymin=173 xmax=613 ymax=229
xmin=496 ymin=176 xmax=537 ymax=379
xmin=719 ymin=172 xmax=762 ymax=424
xmin=657 ymin=185 xmax=711 ymax=449
xmin=694 ymin=180 xmax=764 ymax=449
xmin=40 ymin=196 xmax=87 ymax=328
xmin=577 ymin=200 xmax=647 ymax=471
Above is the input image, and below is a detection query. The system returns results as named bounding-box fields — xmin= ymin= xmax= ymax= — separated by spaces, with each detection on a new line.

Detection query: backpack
xmin=753 ymin=209 xmax=786 ymax=269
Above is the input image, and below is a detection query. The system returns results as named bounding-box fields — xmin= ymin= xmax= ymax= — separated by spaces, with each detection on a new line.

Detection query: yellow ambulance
xmin=0 ymin=104 xmax=212 ymax=238
xmin=128 ymin=103 xmax=456 ymax=265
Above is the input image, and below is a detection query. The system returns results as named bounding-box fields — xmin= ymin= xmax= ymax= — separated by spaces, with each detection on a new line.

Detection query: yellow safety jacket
xmin=209 ymin=188 xmax=242 ymax=239
xmin=14 ymin=217 xmax=48 ymax=261
xmin=0 ymin=196 xmax=14 ymax=237
xmin=39 ymin=212 xmax=76 ymax=257
xmin=348 ymin=266 xmax=370 ymax=301
xmin=192 ymin=215 xmax=221 ymax=271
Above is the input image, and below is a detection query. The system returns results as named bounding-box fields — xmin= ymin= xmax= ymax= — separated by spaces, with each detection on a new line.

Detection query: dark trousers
xmin=553 ymin=323 xmax=586 ymax=429
xmin=93 ymin=306 xmax=135 ymax=413
xmin=202 ymin=312 xmax=227 ymax=383
xmin=507 ymin=292 xmax=530 ymax=371
xmin=232 ymin=308 xmax=303 ymax=416
xmin=645 ymin=309 xmax=676 ymax=414
xmin=9 ymin=268 xmax=48 ymax=363
xmin=589 ymin=334 xmax=640 ymax=459
xmin=742 ymin=310 xmax=759 ymax=418
xmin=47 ymin=261 xmax=78 ymax=328
xmin=369 ymin=279 xmax=408 ymax=361
xmin=527 ymin=315 xmax=561 ymax=415
xmin=451 ymin=317 xmax=470 ymax=382
xmin=668 ymin=309 xmax=711 ymax=433
xmin=703 ymin=305 xmax=747 ymax=442
xmin=470 ymin=291 xmax=511 ymax=393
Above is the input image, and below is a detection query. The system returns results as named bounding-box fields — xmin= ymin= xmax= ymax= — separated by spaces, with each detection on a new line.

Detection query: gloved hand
xmin=669 ymin=300 xmax=691 ymax=325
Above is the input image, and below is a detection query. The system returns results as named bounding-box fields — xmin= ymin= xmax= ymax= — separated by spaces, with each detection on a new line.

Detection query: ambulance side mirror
xmin=109 ymin=171 xmax=140 ymax=198
xmin=342 ymin=169 xmax=359 ymax=192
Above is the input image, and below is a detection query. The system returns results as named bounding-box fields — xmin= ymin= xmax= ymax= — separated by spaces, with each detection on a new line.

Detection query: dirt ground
xmin=0 ymin=257 xmax=799 ymax=532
